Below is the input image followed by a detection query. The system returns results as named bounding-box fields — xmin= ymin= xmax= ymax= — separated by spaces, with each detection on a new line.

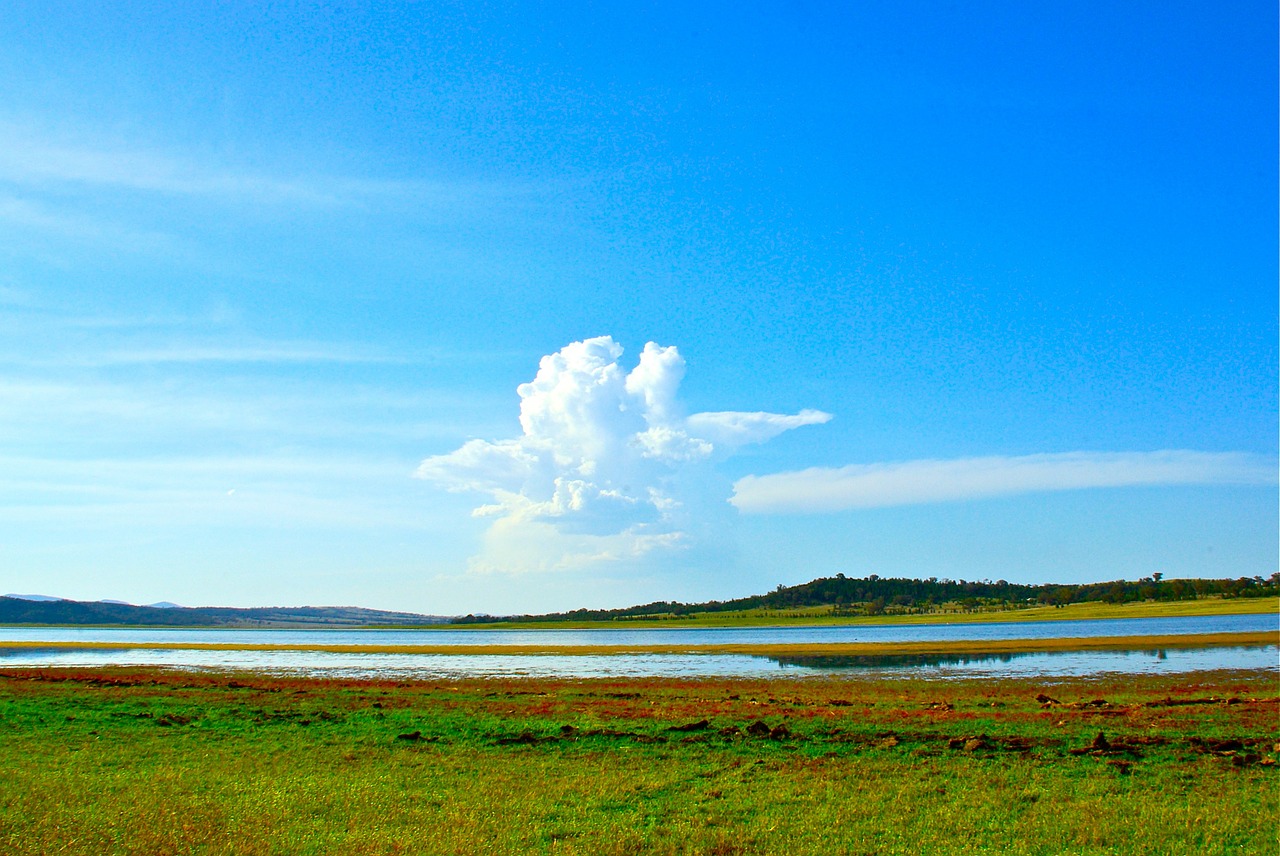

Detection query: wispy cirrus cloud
xmin=0 ymin=453 xmax=431 ymax=529
xmin=0 ymin=193 xmax=180 ymax=251
xmin=730 ymin=450 xmax=1278 ymax=514
xmin=2 ymin=341 xmax=408 ymax=368
xmin=0 ymin=297 xmax=528 ymax=368
xmin=0 ymin=125 xmax=535 ymax=210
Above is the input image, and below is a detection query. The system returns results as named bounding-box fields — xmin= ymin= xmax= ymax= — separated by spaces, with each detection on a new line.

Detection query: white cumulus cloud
xmin=416 ymin=336 xmax=830 ymax=571
xmin=729 ymin=450 xmax=1278 ymax=513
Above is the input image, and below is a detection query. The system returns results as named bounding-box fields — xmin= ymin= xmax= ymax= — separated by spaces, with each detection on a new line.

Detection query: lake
xmin=0 ymin=613 xmax=1274 ymax=679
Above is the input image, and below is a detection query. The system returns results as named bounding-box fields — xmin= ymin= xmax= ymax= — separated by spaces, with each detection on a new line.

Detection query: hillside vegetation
xmin=4 ymin=573 xmax=1275 ymax=628
xmin=451 ymin=573 xmax=1280 ymax=625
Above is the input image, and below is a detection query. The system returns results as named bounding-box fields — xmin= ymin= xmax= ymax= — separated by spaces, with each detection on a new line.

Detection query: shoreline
xmin=1 ymin=629 xmax=1274 ymax=658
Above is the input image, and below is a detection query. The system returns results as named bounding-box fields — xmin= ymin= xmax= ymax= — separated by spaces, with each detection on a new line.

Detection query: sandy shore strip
xmin=0 ymin=630 xmax=1274 ymax=658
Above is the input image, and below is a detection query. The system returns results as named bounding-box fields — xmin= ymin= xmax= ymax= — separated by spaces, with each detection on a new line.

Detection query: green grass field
xmin=1 ymin=667 xmax=1275 ymax=855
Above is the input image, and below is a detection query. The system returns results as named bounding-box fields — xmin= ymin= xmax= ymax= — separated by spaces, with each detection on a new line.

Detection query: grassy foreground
xmin=0 ymin=667 xmax=1276 ymax=855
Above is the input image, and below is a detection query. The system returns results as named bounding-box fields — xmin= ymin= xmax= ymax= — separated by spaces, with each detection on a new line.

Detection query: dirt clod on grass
xmin=667 ymin=719 xmax=710 ymax=732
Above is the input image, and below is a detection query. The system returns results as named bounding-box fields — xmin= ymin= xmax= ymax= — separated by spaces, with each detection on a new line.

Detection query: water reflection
xmin=0 ymin=643 xmax=1273 ymax=680
xmin=763 ymin=646 xmax=1267 ymax=672
xmin=767 ymin=652 xmax=1041 ymax=670
xmin=766 ymin=645 xmax=1276 ymax=677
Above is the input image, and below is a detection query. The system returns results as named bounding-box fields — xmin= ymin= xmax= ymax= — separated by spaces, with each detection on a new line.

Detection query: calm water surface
xmin=0 ymin=614 xmax=1274 ymax=679
xmin=0 ymin=612 xmax=1273 ymax=647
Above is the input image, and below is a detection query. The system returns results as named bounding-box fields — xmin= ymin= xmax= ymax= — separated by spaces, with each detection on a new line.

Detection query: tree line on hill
xmin=0 ymin=598 xmax=446 ymax=627
xmin=450 ymin=572 xmax=1280 ymax=624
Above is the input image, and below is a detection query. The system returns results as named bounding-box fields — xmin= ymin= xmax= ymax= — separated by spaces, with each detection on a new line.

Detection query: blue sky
xmin=1 ymin=2 xmax=1275 ymax=614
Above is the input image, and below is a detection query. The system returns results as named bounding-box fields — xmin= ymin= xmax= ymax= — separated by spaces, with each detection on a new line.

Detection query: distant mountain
xmin=146 ymin=601 xmax=183 ymax=609
xmin=3 ymin=593 xmax=65 ymax=602
xmin=0 ymin=597 xmax=449 ymax=627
